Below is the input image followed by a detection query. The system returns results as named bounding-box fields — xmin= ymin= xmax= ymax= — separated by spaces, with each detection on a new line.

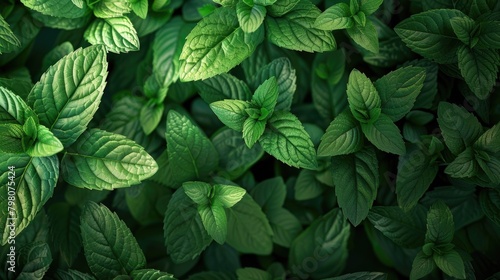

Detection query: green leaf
xmin=289 ymin=208 xmax=350 ymax=279
xmin=236 ymin=2 xmax=267 ymax=33
xmin=477 ymin=21 xmax=500 ymax=49
xmin=318 ymin=110 xmax=363 ymax=157
xmin=164 ymin=188 xmax=212 ymax=263
xmin=294 ymin=169 xmax=323 ymax=200
xmin=84 ymin=17 xmax=140 ymax=53
xmin=199 ymin=204 xmax=227 ymax=244
xmin=25 ymin=124 xmax=64 ymax=157
xmin=17 ymin=241 xmax=53 ymax=279
xmin=410 ymin=251 xmax=436 ymax=280
xmin=130 ymin=269 xmax=176 ymax=280
xmin=444 ymin=147 xmax=479 ymax=178
xmin=433 ymin=250 xmax=466 ymax=279
xmin=457 ymin=45 xmax=499 ymax=100
xmin=368 ymin=206 xmax=426 ymax=248
xmin=250 ymin=177 xmax=286 ymax=210
xmin=252 ymin=77 xmax=279 ymax=115
xmin=61 ymin=128 xmax=158 ymax=190
xmin=41 ymin=42 xmax=74 ymax=72
xmin=437 ymin=102 xmax=483 ymax=156
xmin=450 ymin=17 xmax=476 ymax=46
xmin=361 ymin=114 xmax=406 ymax=155
xmin=480 ymin=189 xmax=500 ymax=227
xmin=346 ymin=69 xmax=381 ymax=124
xmin=395 ymin=9 xmax=466 ymax=64
xmin=196 ymin=73 xmax=252 ymax=104
xmin=1 ymin=155 xmax=58 ymax=245
xmin=131 ymin=0 xmax=148 ymax=19
xmin=332 ymin=147 xmax=378 ymax=226
xmin=183 ymin=181 xmax=211 ymax=205
xmin=360 ymin=0 xmax=383 ymax=15
xmin=89 ymin=0 xmax=131 ymax=18
xmin=251 ymin=57 xmax=296 ymax=112
xmin=0 ymin=124 xmax=24 ymax=153
xmin=374 ymin=66 xmax=426 ymax=122
xmin=28 ymin=45 xmax=107 ymax=147
xmin=47 ymin=203 xmax=82 ymax=267
xmin=259 ymin=111 xmax=318 ymax=169
xmin=347 ymin=20 xmax=379 ymax=53
xmin=236 ymin=268 xmax=273 ymax=280
xmin=314 ymin=3 xmax=354 ymax=31
xmin=80 ymin=201 xmax=146 ymax=279
xmin=212 ymin=184 xmax=246 ymax=208
xmin=166 ymin=110 xmax=219 ymax=184
xmin=0 ymin=86 xmax=37 ymax=125
xmin=425 ymin=201 xmax=454 ymax=244
xmin=20 ymin=0 xmax=89 ymax=18
xmin=243 ymin=118 xmax=266 ymax=149
xmin=180 ymin=7 xmax=264 ymax=81
xmin=0 ymin=15 xmax=21 ymax=54
xmin=226 ymin=194 xmax=273 ymax=254
xmin=53 ymin=269 xmax=96 ymax=280
xmin=265 ymin=0 xmax=336 ymax=52
xmin=140 ymin=101 xmax=164 ymax=135
xmin=266 ymin=0 xmax=300 ymax=17
xmin=266 ymin=207 xmax=302 ymax=247
xmin=474 ymin=123 xmax=500 ymax=154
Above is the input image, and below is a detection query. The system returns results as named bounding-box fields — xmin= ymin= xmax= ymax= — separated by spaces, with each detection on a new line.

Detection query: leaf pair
xmin=315 ymin=0 xmax=383 ymax=53
xmin=183 ymin=182 xmax=246 ymax=244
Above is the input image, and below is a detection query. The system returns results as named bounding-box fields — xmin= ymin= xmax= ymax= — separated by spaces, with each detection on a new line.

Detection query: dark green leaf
xmin=294 ymin=169 xmax=324 ymax=200
xmin=17 ymin=241 xmax=52 ymax=279
xmin=236 ymin=268 xmax=272 ymax=280
xmin=130 ymin=269 xmax=176 ymax=280
xmin=0 ymin=14 xmax=20 ymax=54
xmin=477 ymin=21 xmax=500 ymax=49
xmin=410 ymin=251 xmax=435 ymax=280
xmin=425 ymin=201 xmax=455 ymax=244
xmin=480 ymin=189 xmax=500 ymax=227
xmin=323 ymin=271 xmax=387 ymax=280
xmin=197 ymin=73 xmax=252 ymax=104
xmin=318 ymin=110 xmax=363 ymax=157
xmin=474 ymin=123 xmax=500 ymax=154
xmin=433 ymin=250 xmax=466 ymax=279
xmin=361 ymin=114 xmax=406 ymax=155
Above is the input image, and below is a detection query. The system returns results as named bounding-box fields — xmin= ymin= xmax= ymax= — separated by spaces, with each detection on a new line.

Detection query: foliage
xmin=1 ymin=0 xmax=500 ymax=279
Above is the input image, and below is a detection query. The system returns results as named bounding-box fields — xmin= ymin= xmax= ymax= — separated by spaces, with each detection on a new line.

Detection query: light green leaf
xmin=183 ymin=181 xmax=211 ymax=205
xmin=360 ymin=0 xmax=383 ymax=15
xmin=480 ymin=189 xmax=500 ymax=227
xmin=457 ymin=45 xmax=499 ymax=100
xmin=180 ymin=7 xmax=264 ymax=81
xmin=25 ymin=124 xmax=64 ymax=157
xmin=433 ymin=250 xmax=466 ymax=279
xmin=437 ymin=102 xmax=483 ymax=156
xmin=130 ymin=0 xmax=148 ymax=19
xmin=1 ymin=155 xmax=58 ymax=245
xmin=266 ymin=0 xmax=300 ymax=17
xmin=80 ymin=201 xmax=146 ymax=279
xmin=314 ymin=3 xmax=354 ymax=31
xmin=20 ymin=0 xmax=89 ymax=18
xmin=226 ymin=194 xmax=273 ymax=254
xmin=251 ymin=57 xmax=296 ymax=112
xmin=368 ymin=206 xmax=426 ymax=248
xmin=139 ymin=101 xmax=164 ymax=135
xmin=477 ymin=21 xmax=500 ymax=49
xmin=31 ymin=9 xmax=92 ymax=30
xmin=61 ymin=128 xmax=158 ymax=190
xmin=347 ymin=20 xmax=379 ymax=53
xmin=395 ymin=9 xmax=466 ymax=64
xmin=166 ymin=110 xmax=219 ymax=184
xmin=197 ymin=73 xmax=252 ymax=104
xmin=89 ymin=0 xmax=131 ymax=18
xmin=289 ymin=208 xmax=350 ymax=278
xmin=212 ymin=184 xmax=246 ymax=208
xmin=265 ymin=0 xmax=336 ymax=52
xmin=0 ymin=86 xmax=37 ymax=125
xmin=425 ymin=201 xmax=454 ymax=244
xmin=0 ymin=124 xmax=24 ymax=153
xmin=374 ymin=66 xmax=426 ymax=122
xmin=361 ymin=113 xmax=406 ymax=155
xmin=17 ymin=241 xmax=53 ymax=279
xmin=243 ymin=117 xmax=266 ymax=148
xmin=252 ymin=76 xmax=279 ymax=115
xmin=346 ymin=69 xmax=381 ymax=124
xmin=332 ymin=147 xmax=378 ymax=226
xmin=236 ymin=2 xmax=267 ymax=33
xmin=28 ymin=45 xmax=107 ymax=147
xmin=199 ymin=204 xmax=227 ymax=244
xmin=84 ymin=17 xmax=139 ymax=53
xmin=474 ymin=123 xmax=500 ymax=154
xmin=259 ymin=111 xmax=318 ymax=169
xmin=318 ymin=110 xmax=363 ymax=157
xmin=410 ymin=251 xmax=436 ymax=280
xmin=444 ymin=147 xmax=479 ymax=178
xmin=0 ymin=15 xmax=21 ymax=54
xmin=130 ymin=269 xmax=176 ymax=280
xmin=294 ymin=169 xmax=323 ymax=200
xmin=236 ymin=268 xmax=273 ymax=280
xmin=164 ymin=188 xmax=212 ymax=263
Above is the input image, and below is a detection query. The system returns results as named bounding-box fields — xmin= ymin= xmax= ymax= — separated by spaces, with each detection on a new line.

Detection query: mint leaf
xmin=437 ymin=102 xmax=483 ymax=156
xmin=84 ymin=17 xmax=140 ymax=53
xmin=139 ymin=101 xmax=164 ymax=135
xmin=197 ymin=73 xmax=252 ymax=104
xmin=433 ymin=250 xmax=466 ymax=279
xmin=243 ymin=117 xmax=266 ymax=148
xmin=164 ymin=188 xmax=212 ymax=263
xmin=444 ymin=147 xmax=479 ymax=178
xmin=477 ymin=21 xmax=500 ymax=49
xmin=25 ymin=124 xmax=64 ymax=157
xmin=374 ymin=66 xmax=426 ymax=122
xmin=332 ymin=147 xmax=378 ymax=226
xmin=361 ymin=114 xmax=406 ymax=155
xmin=474 ymin=123 xmax=500 ymax=154
xmin=236 ymin=1 xmax=267 ymax=33
xmin=252 ymin=77 xmax=279 ymax=115
xmin=20 ymin=0 xmax=89 ymax=18
xmin=130 ymin=0 xmax=148 ymax=19
xmin=28 ymin=45 xmax=108 ymax=147
xmin=180 ymin=7 xmax=264 ymax=81
xmin=0 ymin=124 xmax=24 ymax=153
xmin=360 ymin=0 xmax=383 ymax=15
xmin=289 ymin=208 xmax=350 ymax=278
xmin=17 ymin=242 xmax=52 ymax=279
xmin=212 ymin=184 xmax=246 ymax=208
xmin=131 ymin=269 xmax=176 ymax=280
xmin=47 ymin=203 xmax=82 ymax=267
xmin=61 ymin=128 xmax=158 ymax=190
xmin=450 ymin=16 xmax=476 ymax=46
xmin=236 ymin=268 xmax=273 ymax=280
xmin=1 ymin=155 xmax=58 ymax=245
xmin=294 ymin=169 xmax=323 ymax=200
xmin=457 ymin=45 xmax=499 ymax=100
xmin=324 ymin=272 xmax=387 ymax=280
xmin=249 ymin=177 xmax=286 ymax=210
xmin=166 ymin=110 xmax=219 ymax=184
xmin=266 ymin=207 xmax=302 ymax=247
xmin=425 ymin=201 xmax=454 ymax=244
xmin=266 ymin=0 xmax=300 ymax=17
xmin=259 ymin=111 xmax=318 ymax=169
xmin=314 ymin=3 xmax=354 ymax=31
xmin=265 ymin=0 xmax=336 ymax=52
xmin=346 ymin=69 xmax=381 ymax=124
xmin=183 ymin=181 xmax=211 ymax=205
xmin=318 ymin=110 xmax=363 ymax=157
xmin=89 ymin=0 xmax=131 ymax=18
xmin=80 ymin=201 xmax=146 ymax=279
xmin=0 ymin=15 xmax=21 ymax=54
xmin=395 ymin=9 xmax=466 ymax=64
xmin=210 ymin=100 xmax=250 ymax=131
xmin=410 ymin=251 xmax=436 ymax=280
xmin=480 ymin=189 xmax=500 ymax=227
xmin=0 ymin=86 xmax=38 ymax=125
xmin=347 ymin=20 xmax=379 ymax=53
xmin=199 ymin=204 xmax=227 ymax=244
